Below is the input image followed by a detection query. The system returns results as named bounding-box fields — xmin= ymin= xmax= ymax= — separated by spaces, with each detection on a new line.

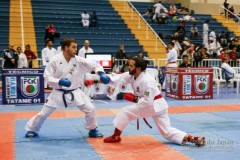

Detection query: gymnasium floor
xmin=0 ymin=88 xmax=240 ymax=160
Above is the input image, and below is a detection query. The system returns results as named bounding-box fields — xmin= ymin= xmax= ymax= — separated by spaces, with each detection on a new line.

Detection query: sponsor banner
xmin=183 ymin=75 xmax=191 ymax=95
xmin=165 ymin=68 xmax=213 ymax=100
xmin=2 ymin=69 xmax=45 ymax=104
xmin=166 ymin=74 xmax=171 ymax=92
xmin=195 ymin=75 xmax=209 ymax=94
xmin=171 ymin=74 xmax=178 ymax=93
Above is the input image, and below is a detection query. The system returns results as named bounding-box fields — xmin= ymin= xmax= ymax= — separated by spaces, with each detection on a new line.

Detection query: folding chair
xmin=212 ymin=67 xmax=227 ymax=94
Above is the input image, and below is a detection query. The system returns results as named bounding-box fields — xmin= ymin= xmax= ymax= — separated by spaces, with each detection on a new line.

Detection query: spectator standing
xmin=45 ymin=24 xmax=50 ymax=40
xmin=41 ymin=40 xmax=57 ymax=67
xmin=172 ymin=38 xmax=182 ymax=58
xmin=2 ymin=44 xmax=19 ymax=68
xmin=16 ymin=47 xmax=28 ymax=68
xmin=153 ymin=1 xmax=167 ymax=21
xmin=78 ymin=40 xmax=94 ymax=58
xmin=223 ymin=0 xmax=229 ymax=18
xmin=46 ymin=24 xmax=60 ymax=42
xmin=116 ymin=44 xmax=127 ymax=59
xmin=209 ymin=29 xmax=216 ymax=42
xmin=228 ymin=6 xmax=235 ymax=18
xmin=162 ymin=42 xmax=178 ymax=90
xmin=202 ymin=20 xmax=209 ymax=44
xmin=24 ymin=44 xmax=37 ymax=68
xmin=81 ymin=10 xmax=90 ymax=27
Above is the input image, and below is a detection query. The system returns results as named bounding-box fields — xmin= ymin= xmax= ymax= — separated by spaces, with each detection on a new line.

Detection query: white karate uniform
xmin=41 ymin=47 xmax=57 ymax=88
xmin=209 ymin=31 xmax=216 ymax=42
xmin=81 ymin=13 xmax=90 ymax=27
xmin=25 ymin=53 xmax=105 ymax=133
xmin=203 ymin=23 xmax=209 ymax=44
xmin=110 ymin=72 xmax=186 ymax=144
xmin=222 ymin=62 xmax=235 ymax=78
xmin=172 ymin=40 xmax=182 ymax=57
xmin=153 ymin=3 xmax=167 ymax=20
xmin=162 ymin=48 xmax=178 ymax=89
xmin=17 ymin=53 xmax=28 ymax=68
xmin=41 ymin=47 xmax=57 ymax=67
xmin=78 ymin=46 xmax=94 ymax=58
xmin=56 ymin=46 xmax=62 ymax=54
xmin=210 ymin=41 xmax=222 ymax=56
xmin=204 ymin=42 xmax=213 ymax=55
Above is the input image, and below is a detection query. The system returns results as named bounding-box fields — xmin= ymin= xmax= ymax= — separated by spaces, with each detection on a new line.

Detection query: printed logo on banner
xmin=171 ymin=74 xmax=178 ymax=93
xmin=6 ymin=77 xmax=17 ymax=98
xmin=107 ymin=86 xmax=115 ymax=96
xmin=166 ymin=74 xmax=171 ymax=92
xmin=183 ymin=75 xmax=191 ymax=95
xmin=21 ymin=76 xmax=40 ymax=98
xmin=120 ymin=85 xmax=126 ymax=91
xmin=95 ymin=84 xmax=100 ymax=93
xmin=195 ymin=75 xmax=209 ymax=94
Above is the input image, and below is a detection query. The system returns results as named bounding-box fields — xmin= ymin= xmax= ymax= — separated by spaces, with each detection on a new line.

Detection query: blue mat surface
xmin=16 ymin=119 xmax=84 ymax=142
xmin=16 ymin=139 xmax=102 ymax=160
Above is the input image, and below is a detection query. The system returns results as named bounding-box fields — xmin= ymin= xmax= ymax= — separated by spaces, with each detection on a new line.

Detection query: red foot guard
xmin=103 ymin=135 xmax=121 ymax=143
xmin=194 ymin=137 xmax=206 ymax=147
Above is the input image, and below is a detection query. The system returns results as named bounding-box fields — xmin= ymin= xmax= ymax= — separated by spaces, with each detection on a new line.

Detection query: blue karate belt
xmin=57 ymin=89 xmax=76 ymax=108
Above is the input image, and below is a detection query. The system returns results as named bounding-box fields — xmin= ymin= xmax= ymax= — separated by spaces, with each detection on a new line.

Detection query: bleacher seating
xmin=0 ymin=1 xmax=10 ymax=72
xmin=131 ymin=1 xmax=235 ymax=45
xmin=0 ymin=2 xmax=10 ymax=52
xmin=31 ymin=0 xmax=146 ymax=58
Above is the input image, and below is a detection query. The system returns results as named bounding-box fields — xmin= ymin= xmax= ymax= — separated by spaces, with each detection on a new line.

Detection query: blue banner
xmin=2 ymin=69 xmax=45 ymax=104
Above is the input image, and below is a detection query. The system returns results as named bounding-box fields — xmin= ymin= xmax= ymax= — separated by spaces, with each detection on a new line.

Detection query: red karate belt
xmin=137 ymin=94 xmax=162 ymax=130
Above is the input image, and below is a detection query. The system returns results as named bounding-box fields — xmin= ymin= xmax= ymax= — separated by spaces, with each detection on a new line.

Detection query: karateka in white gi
xmin=81 ymin=10 xmax=90 ymax=27
xmin=16 ymin=47 xmax=28 ymax=68
xmin=25 ymin=38 xmax=110 ymax=138
xmin=152 ymin=1 xmax=167 ymax=21
xmin=203 ymin=20 xmax=210 ymax=44
xmin=222 ymin=57 xmax=235 ymax=80
xmin=85 ymin=57 xmax=205 ymax=147
xmin=162 ymin=42 xmax=178 ymax=90
xmin=78 ymin=40 xmax=94 ymax=58
xmin=41 ymin=40 xmax=57 ymax=67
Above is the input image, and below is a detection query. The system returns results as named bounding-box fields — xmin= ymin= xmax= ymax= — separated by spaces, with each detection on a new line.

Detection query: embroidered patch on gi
xmin=107 ymin=86 xmax=115 ymax=95
xmin=144 ymin=91 xmax=149 ymax=96
xmin=136 ymin=86 xmax=140 ymax=93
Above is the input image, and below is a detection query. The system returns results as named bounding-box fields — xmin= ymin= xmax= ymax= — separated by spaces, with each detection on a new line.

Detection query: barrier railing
xmin=1 ymin=58 xmax=239 ymax=81
xmin=219 ymin=5 xmax=240 ymax=31
xmin=126 ymin=1 xmax=167 ymax=51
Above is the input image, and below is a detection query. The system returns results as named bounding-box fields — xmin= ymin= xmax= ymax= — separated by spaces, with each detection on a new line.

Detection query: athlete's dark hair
xmin=132 ymin=57 xmax=147 ymax=71
xmin=61 ymin=38 xmax=77 ymax=50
